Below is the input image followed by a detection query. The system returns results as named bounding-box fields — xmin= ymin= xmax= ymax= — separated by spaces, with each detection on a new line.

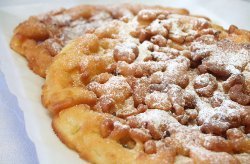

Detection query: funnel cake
xmin=42 ymin=8 xmax=250 ymax=163
xmin=10 ymin=4 xmax=188 ymax=77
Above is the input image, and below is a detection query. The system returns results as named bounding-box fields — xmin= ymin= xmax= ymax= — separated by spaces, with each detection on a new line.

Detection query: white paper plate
xmin=0 ymin=0 xmax=249 ymax=163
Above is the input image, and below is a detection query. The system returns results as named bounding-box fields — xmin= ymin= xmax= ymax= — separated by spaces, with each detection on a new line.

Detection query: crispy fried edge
xmin=52 ymin=105 xmax=195 ymax=164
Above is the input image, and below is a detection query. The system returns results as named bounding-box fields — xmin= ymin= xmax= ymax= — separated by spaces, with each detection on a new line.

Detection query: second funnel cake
xmin=10 ymin=4 xmax=188 ymax=77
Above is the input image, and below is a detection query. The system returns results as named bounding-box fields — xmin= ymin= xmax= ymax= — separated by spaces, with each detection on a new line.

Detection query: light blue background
xmin=0 ymin=71 xmax=38 ymax=164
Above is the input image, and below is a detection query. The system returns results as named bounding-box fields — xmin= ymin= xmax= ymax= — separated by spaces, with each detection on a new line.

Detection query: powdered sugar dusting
xmin=51 ymin=14 xmax=72 ymax=26
xmin=113 ymin=121 xmax=130 ymax=129
xmin=165 ymin=14 xmax=210 ymax=38
xmin=145 ymin=91 xmax=171 ymax=110
xmin=192 ymin=36 xmax=250 ymax=75
xmin=197 ymin=99 xmax=244 ymax=134
xmin=195 ymin=74 xmax=210 ymax=86
xmin=133 ymin=109 xmax=180 ymax=129
xmin=39 ymin=6 xmax=250 ymax=161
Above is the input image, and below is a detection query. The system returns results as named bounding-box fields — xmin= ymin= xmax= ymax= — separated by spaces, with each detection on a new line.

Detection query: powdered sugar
xmin=207 ymin=48 xmax=249 ymax=73
xmin=147 ymin=19 xmax=168 ymax=37
xmin=197 ymin=99 xmax=244 ymax=134
xmin=145 ymin=91 xmax=172 ymax=110
xmin=113 ymin=121 xmax=130 ymax=129
xmin=195 ymin=74 xmax=210 ymax=86
xmin=133 ymin=109 xmax=180 ymax=130
xmin=192 ymin=36 xmax=250 ymax=75
xmin=102 ymin=76 xmax=131 ymax=98
xmin=62 ymin=16 xmax=112 ymax=44
xmin=165 ymin=14 xmax=209 ymax=38
xmin=51 ymin=14 xmax=72 ymax=26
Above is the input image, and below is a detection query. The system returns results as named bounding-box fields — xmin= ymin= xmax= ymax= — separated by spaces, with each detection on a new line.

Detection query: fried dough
xmin=53 ymin=105 xmax=250 ymax=163
xmin=43 ymin=7 xmax=250 ymax=163
xmin=10 ymin=4 xmax=189 ymax=77
xmin=10 ymin=3 xmax=250 ymax=163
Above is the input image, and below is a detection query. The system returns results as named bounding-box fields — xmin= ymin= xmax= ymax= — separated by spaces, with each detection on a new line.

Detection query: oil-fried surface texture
xmin=53 ymin=105 xmax=250 ymax=164
xmin=53 ymin=105 xmax=195 ymax=164
xmin=42 ymin=6 xmax=250 ymax=163
xmin=10 ymin=4 xmax=188 ymax=77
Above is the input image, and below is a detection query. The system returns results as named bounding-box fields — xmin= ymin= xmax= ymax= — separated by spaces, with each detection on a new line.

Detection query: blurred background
xmin=0 ymin=0 xmax=250 ymax=29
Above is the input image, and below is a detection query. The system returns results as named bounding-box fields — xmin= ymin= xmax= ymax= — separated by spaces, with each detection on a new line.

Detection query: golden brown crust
xmin=52 ymin=105 xmax=195 ymax=164
xmin=10 ymin=34 xmax=53 ymax=77
xmin=52 ymin=105 xmax=137 ymax=163
xmin=43 ymin=8 xmax=250 ymax=163
xmin=10 ymin=5 xmax=111 ymax=77
xmin=41 ymin=30 xmax=119 ymax=114
xmin=53 ymin=105 xmax=250 ymax=163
